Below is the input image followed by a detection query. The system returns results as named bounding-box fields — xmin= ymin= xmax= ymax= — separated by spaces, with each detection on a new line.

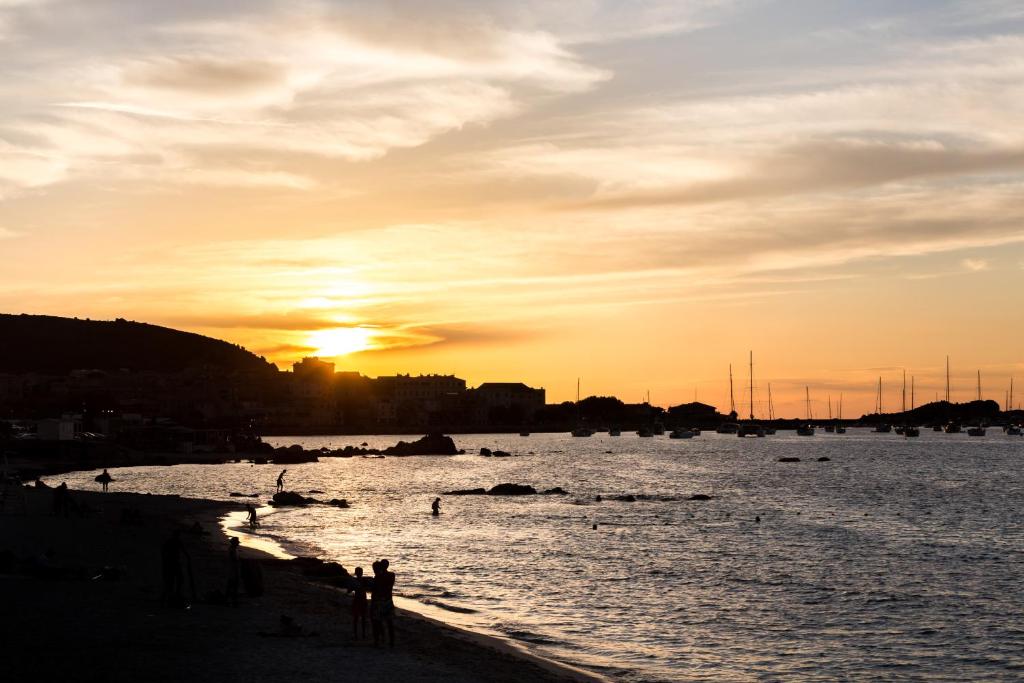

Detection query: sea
xmin=60 ymin=430 xmax=1024 ymax=682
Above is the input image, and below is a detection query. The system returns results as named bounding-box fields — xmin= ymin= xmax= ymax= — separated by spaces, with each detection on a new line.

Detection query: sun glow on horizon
xmin=307 ymin=326 xmax=377 ymax=357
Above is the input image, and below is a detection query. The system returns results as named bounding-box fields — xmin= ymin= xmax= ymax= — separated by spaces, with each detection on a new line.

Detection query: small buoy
xmin=592 ymin=523 xmax=598 ymax=530
xmin=755 ymin=515 xmax=761 ymax=523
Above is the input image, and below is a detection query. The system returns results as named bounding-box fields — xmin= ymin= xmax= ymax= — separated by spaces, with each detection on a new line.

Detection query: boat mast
xmin=977 ymin=370 xmax=981 ymax=401
xmin=805 ymin=386 xmax=812 ymax=421
xmin=1011 ymin=377 xmax=1015 ymax=413
xmin=946 ymin=356 xmax=950 ymax=402
xmin=911 ymin=376 xmax=915 ymax=410
xmin=729 ymin=364 xmax=735 ymax=416
xmin=902 ymin=370 xmax=907 ymax=414
xmin=839 ymin=393 xmax=843 ymax=420
xmin=828 ymin=395 xmax=832 ymax=421
xmin=877 ymin=376 xmax=883 ymax=414
xmin=748 ymin=351 xmax=754 ymax=421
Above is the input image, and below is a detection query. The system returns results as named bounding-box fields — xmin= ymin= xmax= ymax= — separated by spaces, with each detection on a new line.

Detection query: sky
xmin=2 ymin=0 xmax=1024 ymax=417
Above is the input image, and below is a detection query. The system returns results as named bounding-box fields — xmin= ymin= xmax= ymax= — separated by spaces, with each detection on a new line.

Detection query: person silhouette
xmin=371 ymin=559 xmax=396 ymax=647
xmin=52 ymin=482 xmax=71 ymax=517
xmin=246 ymin=504 xmax=258 ymax=530
xmin=276 ymin=469 xmax=287 ymax=493
xmin=431 ymin=497 xmax=441 ymax=516
xmin=351 ymin=566 xmax=369 ymax=639
xmin=160 ymin=530 xmax=189 ymax=607
xmin=226 ymin=537 xmax=241 ymax=606
xmin=95 ymin=469 xmax=113 ymax=492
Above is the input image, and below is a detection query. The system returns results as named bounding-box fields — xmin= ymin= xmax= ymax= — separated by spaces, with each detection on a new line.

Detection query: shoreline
xmin=1 ymin=485 xmax=606 ymax=683
xmin=220 ymin=506 xmax=609 ymax=683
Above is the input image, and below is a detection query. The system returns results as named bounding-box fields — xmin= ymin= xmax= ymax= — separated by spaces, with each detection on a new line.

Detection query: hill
xmin=0 ymin=314 xmax=277 ymax=374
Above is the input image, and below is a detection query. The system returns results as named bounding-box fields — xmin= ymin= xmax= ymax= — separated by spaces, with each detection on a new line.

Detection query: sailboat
xmin=904 ymin=374 xmax=920 ymax=437
xmin=716 ymin=364 xmax=740 ymax=434
xmin=738 ymin=352 xmax=766 ymax=437
xmin=824 ymin=396 xmax=835 ymax=433
xmin=797 ymin=387 xmax=815 ymax=436
xmin=873 ymin=377 xmax=892 ymax=432
xmin=944 ymin=356 xmax=962 ymax=433
xmin=967 ymin=370 xmax=986 ymax=436
xmin=764 ymin=383 xmax=777 ymax=434
xmin=1007 ymin=378 xmax=1022 ymax=435
xmin=571 ymin=378 xmax=594 ymax=437
xmin=836 ymin=394 xmax=846 ymax=433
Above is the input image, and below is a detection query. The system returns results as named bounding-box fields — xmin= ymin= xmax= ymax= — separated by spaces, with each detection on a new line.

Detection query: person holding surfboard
xmin=95 ymin=469 xmax=113 ymax=492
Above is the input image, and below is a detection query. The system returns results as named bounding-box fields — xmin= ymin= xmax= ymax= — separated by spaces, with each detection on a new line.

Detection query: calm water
xmin=61 ymin=430 xmax=1024 ymax=681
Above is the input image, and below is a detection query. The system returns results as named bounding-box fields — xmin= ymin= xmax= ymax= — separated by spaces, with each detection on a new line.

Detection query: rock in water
xmin=689 ymin=494 xmax=712 ymax=501
xmin=541 ymin=487 xmax=568 ymax=495
xmin=445 ymin=488 xmax=488 ymax=496
xmin=327 ymin=498 xmax=350 ymax=508
xmin=479 ymin=447 xmax=492 ymax=456
xmin=272 ymin=491 xmax=317 ymax=506
xmin=778 ymin=457 xmax=801 ymax=463
xmin=493 ymin=451 xmax=512 ymax=458
xmin=487 ymin=483 xmax=537 ymax=496
xmin=817 ymin=456 xmax=831 ymax=462
xmin=271 ymin=445 xmax=319 ymax=464
xmin=383 ymin=433 xmax=458 ymax=456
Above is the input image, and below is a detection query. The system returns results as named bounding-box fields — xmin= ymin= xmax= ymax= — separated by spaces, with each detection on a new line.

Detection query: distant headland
xmin=1 ymin=314 xmax=1021 ymax=460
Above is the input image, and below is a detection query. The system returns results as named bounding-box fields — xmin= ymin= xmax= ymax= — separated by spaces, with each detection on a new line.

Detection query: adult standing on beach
xmin=371 ymin=559 xmax=396 ymax=648
xmin=226 ymin=537 xmax=240 ymax=606
xmin=52 ymin=482 xmax=71 ymax=517
xmin=95 ymin=469 xmax=113 ymax=492
xmin=246 ymin=504 xmax=258 ymax=530
xmin=160 ymin=530 xmax=190 ymax=608
xmin=351 ymin=566 xmax=369 ymax=639
xmin=276 ymin=469 xmax=287 ymax=493
xmin=431 ymin=497 xmax=441 ymax=516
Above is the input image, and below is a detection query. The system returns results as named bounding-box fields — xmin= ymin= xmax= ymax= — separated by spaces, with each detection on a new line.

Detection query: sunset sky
xmin=2 ymin=0 xmax=1024 ymax=417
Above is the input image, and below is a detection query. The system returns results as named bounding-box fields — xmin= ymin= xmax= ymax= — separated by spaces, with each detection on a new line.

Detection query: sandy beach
xmin=0 ymin=485 xmax=600 ymax=683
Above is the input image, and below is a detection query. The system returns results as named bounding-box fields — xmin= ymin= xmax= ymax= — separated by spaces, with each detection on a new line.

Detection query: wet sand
xmin=0 ymin=486 xmax=599 ymax=683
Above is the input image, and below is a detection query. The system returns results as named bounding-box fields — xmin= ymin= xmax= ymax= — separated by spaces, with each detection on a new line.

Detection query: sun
xmin=307 ymin=326 xmax=376 ymax=357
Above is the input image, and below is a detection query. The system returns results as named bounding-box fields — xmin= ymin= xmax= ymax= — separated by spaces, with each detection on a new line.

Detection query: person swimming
xmin=431 ymin=497 xmax=441 ymax=516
